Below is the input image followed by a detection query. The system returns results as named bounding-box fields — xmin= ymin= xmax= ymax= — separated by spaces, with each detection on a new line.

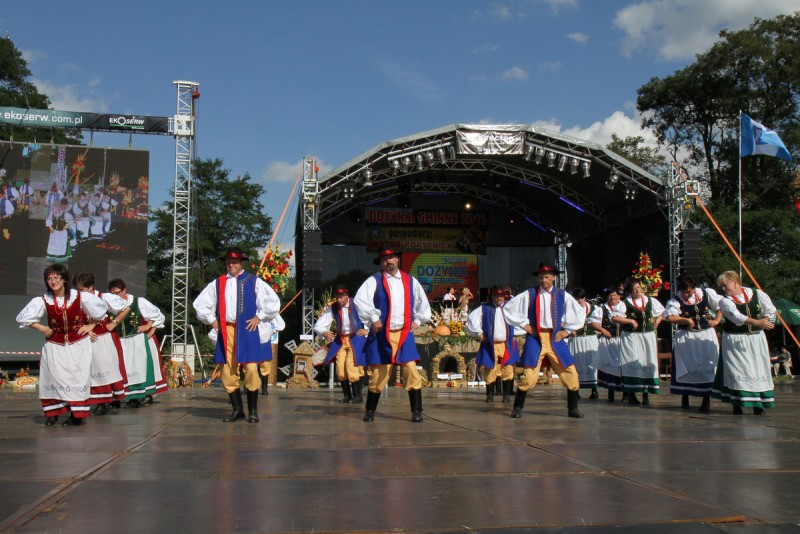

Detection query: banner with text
xmin=0 ymin=106 xmax=169 ymax=134
xmin=456 ymin=129 xmax=525 ymax=155
xmin=401 ymin=252 xmax=478 ymax=301
xmin=366 ymin=207 xmax=488 ymax=254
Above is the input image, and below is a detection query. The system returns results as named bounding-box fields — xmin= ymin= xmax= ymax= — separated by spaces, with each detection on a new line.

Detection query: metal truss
xmin=168 ymin=81 xmax=198 ymax=359
xmin=300 ymin=158 xmax=319 ymax=340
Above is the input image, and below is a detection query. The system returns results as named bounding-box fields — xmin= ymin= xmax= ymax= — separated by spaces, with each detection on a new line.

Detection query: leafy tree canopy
xmin=636 ymin=13 xmax=800 ymax=300
xmin=0 ymin=36 xmax=82 ymax=144
xmin=146 ymin=157 xmax=274 ymax=333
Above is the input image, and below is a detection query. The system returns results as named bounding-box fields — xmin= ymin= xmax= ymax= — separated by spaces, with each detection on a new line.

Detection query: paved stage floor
xmin=0 ymin=380 xmax=799 ymax=533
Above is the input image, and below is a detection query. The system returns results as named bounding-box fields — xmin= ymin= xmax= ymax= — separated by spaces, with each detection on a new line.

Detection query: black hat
xmin=533 ymin=262 xmax=558 ymax=276
xmin=333 ymin=284 xmax=349 ymax=297
xmin=489 ymin=286 xmax=506 ymax=297
xmin=373 ymin=246 xmax=400 ymax=265
xmin=220 ymin=247 xmax=248 ymax=262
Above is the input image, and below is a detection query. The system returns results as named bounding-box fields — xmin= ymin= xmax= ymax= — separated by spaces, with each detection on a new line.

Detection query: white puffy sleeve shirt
xmin=16 ymin=289 xmax=108 ymax=327
xmin=193 ymin=272 xmax=280 ymax=326
xmin=504 ymin=288 xmax=586 ymax=333
xmin=354 ymin=272 xmax=431 ymax=330
xmin=718 ymin=288 xmax=775 ymax=326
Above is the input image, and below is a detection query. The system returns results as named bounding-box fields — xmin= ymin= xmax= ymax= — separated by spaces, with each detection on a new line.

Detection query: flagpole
xmin=738 ymin=110 xmax=743 ymax=278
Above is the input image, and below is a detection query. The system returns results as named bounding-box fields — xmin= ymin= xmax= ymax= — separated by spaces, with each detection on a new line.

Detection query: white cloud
xmin=534 ymin=108 xmax=660 ymax=149
xmin=537 ymin=0 xmax=579 ymax=13
xmin=538 ymin=61 xmax=562 ymax=71
xmin=472 ymin=43 xmax=500 ymax=54
xmin=31 ymin=78 xmax=111 ymax=112
xmin=500 ymin=66 xmax=529 ymax=80
xmin=567 ymin=32 xmax=590 ymax=44
xmin=490 ymin=3 xmax=513 ymax=20
xmin=260 ymin=158 xmax=332 ymax=185
xmin=613 ymin=0 xmax=799 ymax=60
xmin=20 ymin=48 xmax=47 ymax=64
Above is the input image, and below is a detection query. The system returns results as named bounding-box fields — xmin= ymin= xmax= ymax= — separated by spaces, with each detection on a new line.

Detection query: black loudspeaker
xmin=302 ymin=230 xmax=322 ymax=288
xmin=678 ymin=229 xmax=701 ymax=278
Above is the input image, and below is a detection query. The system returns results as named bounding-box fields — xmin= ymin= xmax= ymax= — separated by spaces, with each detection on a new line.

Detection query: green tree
xmin=606 ymin=134 xmax=668 ymax=175
xmin=636 ymin=14 xmax=800 ymax=300
xmin=147 ymin=157 xmax=277 ymax=349
xmin=0 ymin=36 xmax=82 ymax=144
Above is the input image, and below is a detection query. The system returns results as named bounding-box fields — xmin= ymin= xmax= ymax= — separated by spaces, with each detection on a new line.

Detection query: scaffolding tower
xmin=300 ymin=158 xmax=319 ymax=340
xmin=168 ymin=80 xmax=199 ymax=360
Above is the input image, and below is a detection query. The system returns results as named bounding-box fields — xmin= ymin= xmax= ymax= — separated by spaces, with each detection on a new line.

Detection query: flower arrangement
xmin=631 ymin=251 xmax=670 ymax=294
xmin=254 ymin=245 xmax=293 ymax=296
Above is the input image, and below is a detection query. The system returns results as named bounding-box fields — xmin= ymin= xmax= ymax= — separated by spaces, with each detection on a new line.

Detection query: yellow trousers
xmin=517 ymin=331 xmax=579 ymax=392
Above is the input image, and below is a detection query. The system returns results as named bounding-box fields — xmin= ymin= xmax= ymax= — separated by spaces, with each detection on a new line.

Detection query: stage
xmin=1 ymin=382 xmax=799 ymax=532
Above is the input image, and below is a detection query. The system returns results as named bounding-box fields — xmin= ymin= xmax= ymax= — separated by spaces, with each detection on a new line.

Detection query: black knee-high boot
xmin=338 ymin=381 xmax=353 ymax=403
xmin=502 ymin=379 xmax=514 ymax=403
xmin=350 ymin=381 xmax=363 ymax=403
xmin=567 ymin=389 xmax=584 ymax=418
xmin=485 ymin=382 xmax=494 ymax=403
xmin=510 ymin=389 xmax=528 ymax=418
xmin=260 ymin=371 xmax=269 ymax=396
xmin=363 ymin=391 xmax=380 ymax=422
xmin=223 ymin=390 xmax=245 ymax=422
xmin=699 ymin=395 xmax=710 ymax=413
xmin=246 ymin=389 xmax=259 ymax=423
xmin=494 ymin=377 xmax=502 ymax=396
xmin=410 ymin=389 xmax=423 ymax=422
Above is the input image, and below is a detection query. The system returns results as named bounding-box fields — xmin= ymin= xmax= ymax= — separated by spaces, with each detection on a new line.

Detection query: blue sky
xmin=2 ymin=0 xmax=797 ymax=255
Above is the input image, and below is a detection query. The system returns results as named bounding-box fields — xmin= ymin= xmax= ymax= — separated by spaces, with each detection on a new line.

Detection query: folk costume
xmin=17 ymin=288 xmax=108 ymax=424
xmin=569 ymin=301 xmax=602 ymax=397
xmin=193 ymin=248 xmax=280 ymax=423
xmin=664 ymin=288 xmax=721 ymax=411
xmin=314 ymin=286 xmax=367 ymax=403
xmin=111 ymin=293 xmax=167 ymax=404
xmin=465 ymin=287 xmax=520 ymax=403
xmin=45 ymin=202 xmax=74 ymax=263
xmin=712 ymin=287 xmax=776 ymax=412
xmin=596 ymin=301 xmax=625 ymax=399
xmin=504 ymin=264 xmax=586 ymax=418
xmin=354 ymin=248 xmax=431 ymax=422
xmin=615 ymin=293 xmax=665 ymax=402
xmin=86 ymin=290 xmax=129 ymax=410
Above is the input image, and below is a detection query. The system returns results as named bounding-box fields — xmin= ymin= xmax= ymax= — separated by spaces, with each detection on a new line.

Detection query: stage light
xmin=342 ymin=181 xmax=356 ymax=200
xmin=448 ymin=145 xmax=457 ymax=160
xmin=523 ymin=145 xmax=535 ymax=161
xmin=436 ymin=147 xmax=446 ymax=164
xmin=604 ymin=179 xmax=616 ymax=190
xmin=412 ymin=179 xmax=422 ymax=189
xmin=534 ymin=147 xmax=545 ymax=164
xmin=557 ymin=154 xmax=568 ymax=172
xmin=390 ymin=159 xmax=400 ymax=176
xmin=415 ymin=153 xmax=425 ymax=171
xmin=363 ymin=168 xmax=372 ymax=186
xmin=606 ymin=172 xmax=619 ymax=190
xmin=425 ymin=150 xmax=434 ymax=163
xmin=624 ymin=186 xmax=637 ymax=201
xmin=402 ymin=156 xmax=412 ymax=173
xmin=569 ymin=158 xmax=579 ymax=175
xmin=581 ymin=160 xmax=591 ymax=178
xmin=546 ymin=151 xmax=556 ymax=167
xmin=465 ymin=201 xmax=472 ymax=210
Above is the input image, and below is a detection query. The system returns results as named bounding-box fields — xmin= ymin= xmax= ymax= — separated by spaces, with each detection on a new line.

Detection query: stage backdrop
xmin=0 ymin=140 xmax=149 ymax=359
xmin=401 ymin=252 xmax=478 ymax=302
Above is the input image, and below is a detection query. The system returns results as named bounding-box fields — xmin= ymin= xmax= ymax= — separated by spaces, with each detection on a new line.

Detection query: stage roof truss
xmin=314 ymin=124 xmax=666 ymax=242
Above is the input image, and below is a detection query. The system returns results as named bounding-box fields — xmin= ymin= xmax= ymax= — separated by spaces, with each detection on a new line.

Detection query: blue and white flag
xmin=741 ymin=113 xmax=793 ymax=161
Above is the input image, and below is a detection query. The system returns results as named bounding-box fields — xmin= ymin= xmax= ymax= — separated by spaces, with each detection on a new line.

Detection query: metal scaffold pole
xmin=300 ymin=158 xmax=319 ymax=341
xmin=168 ymin=80 xmax=199 ymax=375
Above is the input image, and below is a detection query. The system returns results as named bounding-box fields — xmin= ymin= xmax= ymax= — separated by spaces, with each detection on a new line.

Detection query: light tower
xmin=300 ymin=158 xmax=320 ymax=340
xmin=168 ymin=80 xmax=199 ymax=368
